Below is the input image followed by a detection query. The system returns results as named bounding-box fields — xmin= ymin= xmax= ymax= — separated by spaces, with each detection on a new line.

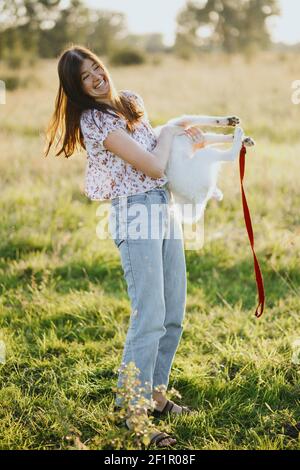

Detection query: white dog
xmin=153 ymin=116 xmax=255 ymax=223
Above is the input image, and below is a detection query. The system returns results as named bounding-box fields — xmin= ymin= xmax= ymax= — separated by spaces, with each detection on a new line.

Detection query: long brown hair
xmin=44 ymin=45 xmax=144 ymax=158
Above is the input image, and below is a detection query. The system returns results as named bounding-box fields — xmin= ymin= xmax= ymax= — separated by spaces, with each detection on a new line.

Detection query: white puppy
xmin=153 ymin=116 xmax=255 ymax=223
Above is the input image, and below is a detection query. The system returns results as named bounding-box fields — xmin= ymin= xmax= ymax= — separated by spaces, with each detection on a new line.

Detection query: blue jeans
xmin=108 ymin=185 xmax=187 ymax=407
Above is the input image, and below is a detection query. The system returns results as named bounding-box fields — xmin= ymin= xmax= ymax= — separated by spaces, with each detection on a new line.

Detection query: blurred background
xmin=0 ymin=0 xmax=300 ymax=450
xmin=1 ymin=0 xmax=300 ymax=65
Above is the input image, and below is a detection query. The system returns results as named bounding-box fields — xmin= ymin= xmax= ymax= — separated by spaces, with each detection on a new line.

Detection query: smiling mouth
xmin=95 ymin=78 xmax=105 ymax=89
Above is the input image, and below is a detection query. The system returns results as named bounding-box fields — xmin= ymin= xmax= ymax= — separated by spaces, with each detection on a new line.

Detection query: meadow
xmin=0 ymin=52 xmax=299 ymax=450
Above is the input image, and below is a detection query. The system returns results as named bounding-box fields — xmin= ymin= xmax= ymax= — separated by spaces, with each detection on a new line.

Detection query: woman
xmin=45 ymin=45 xmax=203 ymax=448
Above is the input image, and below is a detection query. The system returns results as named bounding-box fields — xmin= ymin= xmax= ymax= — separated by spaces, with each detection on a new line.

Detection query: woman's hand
xmin=183 ymin=126 xmax=205 ymax=145
xmin=162 ymin=125 xmax=205 ymax=145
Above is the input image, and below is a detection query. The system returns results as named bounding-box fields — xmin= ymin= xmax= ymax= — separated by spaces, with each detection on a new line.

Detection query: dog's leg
xmin=205 ymin=127 xmax=245 ymax=162
xmin=192 ymin=132 xmax=255 ymax=152
xmin=203 ymin=132 xmax=255 ymax=146
xmin=203 ymin=132 xmax=233 ymax=144
xmin=168 ymin=114 xmax=241 ymax=128
xmin=192 ymin=127 xmax=246 ymax=164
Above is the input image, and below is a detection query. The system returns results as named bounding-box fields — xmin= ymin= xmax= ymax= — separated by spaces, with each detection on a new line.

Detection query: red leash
xmin=239 ymin=145 xmax=265 ymax=317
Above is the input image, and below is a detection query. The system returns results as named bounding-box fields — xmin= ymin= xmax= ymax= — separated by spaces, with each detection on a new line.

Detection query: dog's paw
xmin=243 ymin=136 xmax=255 ymax=147
xmin=226 ymin=116 xmax=240 ymax=127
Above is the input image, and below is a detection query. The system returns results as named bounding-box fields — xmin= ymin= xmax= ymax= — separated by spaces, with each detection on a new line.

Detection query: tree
xmin=125 ymin=33 xmax=166 ymax=54
xmin=0 ymin=0 xmax=62 ymax=61
xmin=40 ymin=3 xmax=128 ymax=58
xmin=39 ymin=0 xmax=93 ymax=58
xmin=0 ymin=0 xmax=128 ymax=61
xmin=174 ymin=0 xmax=280 ymax=55
xmin=87 ymin=10 xmax=127 ymax=57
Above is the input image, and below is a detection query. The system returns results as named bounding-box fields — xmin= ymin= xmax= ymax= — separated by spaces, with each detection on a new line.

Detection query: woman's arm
xmin=103 ymin=125 xmax=182 ymax=179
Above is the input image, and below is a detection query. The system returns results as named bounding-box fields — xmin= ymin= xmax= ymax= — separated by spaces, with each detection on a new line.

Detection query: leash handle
xmin=239 ymin=145 xmax=265 ymax=317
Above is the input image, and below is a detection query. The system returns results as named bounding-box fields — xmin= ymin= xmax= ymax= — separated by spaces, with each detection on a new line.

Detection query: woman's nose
xmin=91 ymin=70 xmax=101 ymax=79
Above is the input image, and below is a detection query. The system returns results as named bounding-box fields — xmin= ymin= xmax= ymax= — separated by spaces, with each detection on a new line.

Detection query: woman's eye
xmin=82 ymin=75 xmax=89 ymax=81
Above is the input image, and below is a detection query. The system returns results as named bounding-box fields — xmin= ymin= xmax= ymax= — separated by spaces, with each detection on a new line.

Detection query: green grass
xmin=0 ymin=53 xmax=300 ymax=449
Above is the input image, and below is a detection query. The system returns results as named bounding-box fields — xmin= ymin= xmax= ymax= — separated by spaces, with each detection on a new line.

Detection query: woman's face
xmin=80 ymin=58 xmax=110 ymax=101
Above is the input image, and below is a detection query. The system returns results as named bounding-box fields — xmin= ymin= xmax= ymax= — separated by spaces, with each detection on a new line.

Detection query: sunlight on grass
xmin=0 ymin=52 xmax=299 ymax=449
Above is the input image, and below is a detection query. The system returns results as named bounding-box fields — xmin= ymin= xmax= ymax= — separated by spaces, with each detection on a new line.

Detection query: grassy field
xmin=0 ymin=53 xmax=300 ymax=450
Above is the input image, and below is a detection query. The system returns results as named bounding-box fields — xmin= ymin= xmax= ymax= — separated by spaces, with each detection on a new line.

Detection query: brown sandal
xmin=148 ymin=431 xmax=177 ymax=449
xmin=123 ymin=419 xmax=176 ymax=448
xmin=152 ymin=399 xmax=192 ymax=418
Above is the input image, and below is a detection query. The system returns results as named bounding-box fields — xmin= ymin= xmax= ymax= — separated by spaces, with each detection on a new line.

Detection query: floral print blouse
xmin=80 ymin=90 xmax=168 ymax=201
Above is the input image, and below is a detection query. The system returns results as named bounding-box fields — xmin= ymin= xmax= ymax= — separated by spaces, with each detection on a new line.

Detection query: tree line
xmin=0 ymin=0 xmax=281 ymax=66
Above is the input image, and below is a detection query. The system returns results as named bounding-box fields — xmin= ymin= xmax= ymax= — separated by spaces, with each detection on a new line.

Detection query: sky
xmin=87 ymin=0 xmax=300 ymax=46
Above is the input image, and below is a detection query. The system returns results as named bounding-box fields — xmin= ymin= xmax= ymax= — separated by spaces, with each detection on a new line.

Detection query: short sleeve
xmin=121 ymin=90 xmax=149 ymax=122
xmin=80 ymin=108 xmax=126 ymax=151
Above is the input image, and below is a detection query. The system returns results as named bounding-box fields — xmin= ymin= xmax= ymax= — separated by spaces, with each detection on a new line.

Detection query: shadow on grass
xmin=52 ymin=257 xmax=126 ymax=295
xmin=185 ymin=249 xmax=299 ymax=311
xmin=169 ymin=366 xmax=300 ymax=448
xmin=0 ymin=255 xmax=126 ymax=296
xmin=0 ymin=238 xmax=52 ymax=260
xmin=1 ymin=247 xmax=299 ymax=311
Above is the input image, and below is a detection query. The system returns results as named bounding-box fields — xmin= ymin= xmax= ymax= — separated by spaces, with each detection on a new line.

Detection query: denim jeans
xmin=108 ymin=184 xmax=187 ymax=407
